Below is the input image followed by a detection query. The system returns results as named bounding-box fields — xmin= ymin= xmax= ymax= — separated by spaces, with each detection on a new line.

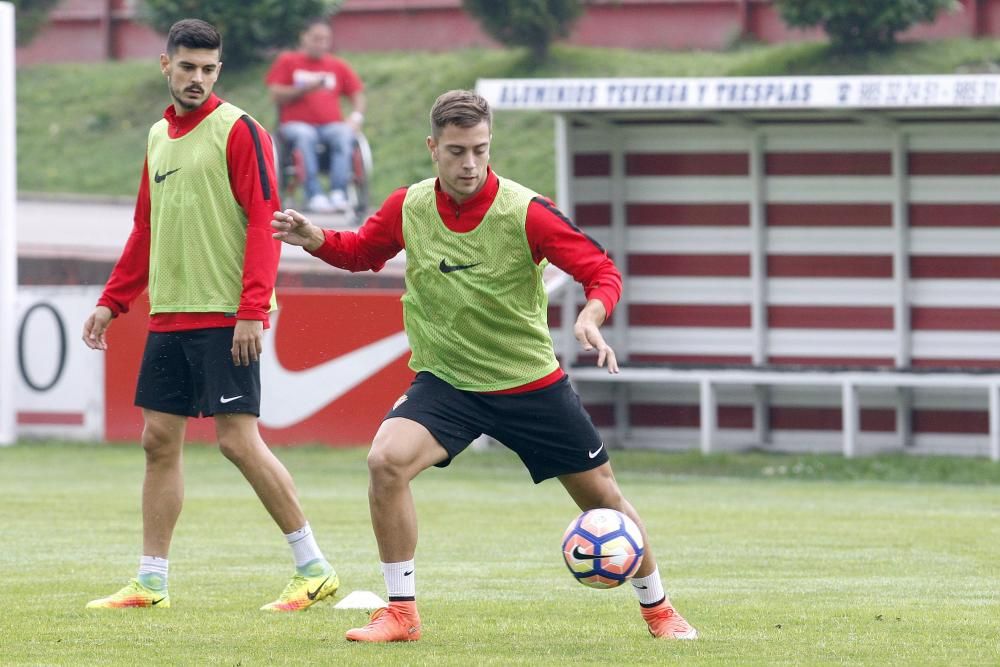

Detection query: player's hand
xmin=82 ymin=306 xmax=113 ymax=351
xmin=272 ymin=209 xmax=325 ymax=252
xmin=232 ymin=319 xmax=264 ymax=366
xmin=574 ymin=300 xmax=619 ymax=374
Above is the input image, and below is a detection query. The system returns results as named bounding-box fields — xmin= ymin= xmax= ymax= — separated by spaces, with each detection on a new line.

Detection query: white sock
xmin=382 ymin=559 xmax=415 ymax=600
xmin=631 ymin=568 xmax=666 ymax=607
xmin=138 ymin=555 xmax=168 ymax=591
xmin=284 ymin=523 xmax=325 ymax=569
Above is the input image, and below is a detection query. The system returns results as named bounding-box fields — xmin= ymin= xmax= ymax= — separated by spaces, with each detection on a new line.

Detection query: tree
xmin=463 ymin=0 xmax=583 ymax=61
xmin=10 ymin=0 xmax=61 ymax=46
xmin=776 ymin=0 xmax=959 ymax=52
xmin=140 ymin=0 xmax=342 ymax=70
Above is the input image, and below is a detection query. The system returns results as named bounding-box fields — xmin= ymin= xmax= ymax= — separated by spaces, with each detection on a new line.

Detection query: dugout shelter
xmin=477 ymin=74 xmax=1000 ymax=460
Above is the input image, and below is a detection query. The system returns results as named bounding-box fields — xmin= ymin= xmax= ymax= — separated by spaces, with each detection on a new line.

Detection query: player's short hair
xmin=301 ymin=17 xmax=331 ymax=34
xmin=166 ymin=19 xmax=222 ymax=57
xmin=430 ymin=90 xmax=492 ymax=138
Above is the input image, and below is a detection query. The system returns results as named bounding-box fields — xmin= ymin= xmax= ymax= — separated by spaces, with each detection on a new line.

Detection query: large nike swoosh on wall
xmin=259 ymin=312 xmax=410 ymax=429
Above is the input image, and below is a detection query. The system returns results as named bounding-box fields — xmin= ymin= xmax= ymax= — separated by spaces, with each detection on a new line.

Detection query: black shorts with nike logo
xmin=135 ymin=328 xmax=261 ymax=418
xmin=385 ymin=371 xmax=609 ymax=483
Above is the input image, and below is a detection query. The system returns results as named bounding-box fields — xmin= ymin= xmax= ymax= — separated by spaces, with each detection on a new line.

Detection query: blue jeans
xmin=279 ymin=121 xmax=354 ymax=199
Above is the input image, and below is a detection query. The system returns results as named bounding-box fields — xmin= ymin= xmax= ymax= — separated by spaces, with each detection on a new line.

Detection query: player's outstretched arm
xmin=271 ymin=208 xmax=325 ymax=252
xmin=574 ymin=299 xmax=619 ymax=374
xmin=82 ymin=306 xmax=114 ymax=351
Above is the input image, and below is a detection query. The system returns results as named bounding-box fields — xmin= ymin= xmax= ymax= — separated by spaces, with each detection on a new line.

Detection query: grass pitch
xmin=0 ymin=442 xmax=997 ymax=665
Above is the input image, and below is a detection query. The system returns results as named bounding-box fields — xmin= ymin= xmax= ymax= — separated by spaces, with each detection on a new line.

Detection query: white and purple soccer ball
xmin=562 ymin=508 xmax=644 ymax=589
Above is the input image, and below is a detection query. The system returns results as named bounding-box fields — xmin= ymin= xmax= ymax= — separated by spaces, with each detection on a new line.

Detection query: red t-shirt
xmin=265 ymin=51 xmax=363 ymax=125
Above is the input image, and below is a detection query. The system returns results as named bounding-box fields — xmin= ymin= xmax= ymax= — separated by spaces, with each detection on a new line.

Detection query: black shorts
xmin=385 ymin=372 xmax=609 ymax=483
xmin=134 ymin=328 xmax=261 ymax=418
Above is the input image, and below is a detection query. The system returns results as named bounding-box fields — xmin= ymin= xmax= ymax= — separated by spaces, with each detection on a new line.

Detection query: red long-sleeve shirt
xmin=98 ymin=94 xmax=281 ymax=332
xmin=309 ymin=168 xmax=623 ymax=392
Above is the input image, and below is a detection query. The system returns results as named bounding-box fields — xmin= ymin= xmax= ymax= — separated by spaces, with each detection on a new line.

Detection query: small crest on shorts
xmin=392 ymin=394 xmax=408 ymax=410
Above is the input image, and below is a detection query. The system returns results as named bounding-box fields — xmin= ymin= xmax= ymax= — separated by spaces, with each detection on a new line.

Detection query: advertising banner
xmin=15 ymin=286 xmax=104 ymax=440
xmin=104 ymin=289 xmax=413 ymax=446
xmin=478 ymin=75 xmax=1000 ymax=111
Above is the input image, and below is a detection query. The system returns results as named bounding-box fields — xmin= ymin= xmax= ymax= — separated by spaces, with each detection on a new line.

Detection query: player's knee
xmin=366 ymin=439 xmax=416 ymax=486
xmin=141 ymin=423 xmax=179 ymax=460
xmin=217 ymin=434 xmax=251 ymax=464
xmin=366 ymin=446 xmax=402 ymax=483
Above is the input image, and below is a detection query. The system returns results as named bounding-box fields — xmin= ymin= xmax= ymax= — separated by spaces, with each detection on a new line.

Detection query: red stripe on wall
xmin=911 ymin=256 xmax=1000 ymax=279
xmin=908 ymin=152 xmax=1000 ymax=176
xmin=766 ymin=152 xmax=892 ymax=175
xmin=911 ymin=358 xmax=1000 ymax=369
xmin=768 ymin=356 xmax=896 ymax=368
xmin=630 ymin=304 xmax=751 ymax=327
xmin=627 ymin=203 xmax=749 ymax=226
xmin=913 ymin=409 xmax=988 ymax=434
xmin=626 ymin=152 xmax=748 ymax=176
xmin=574 ymin=153 xmax=611 ymax=177
xmin=17 ymin=411 xmax=85 ymax=425
xmin=630 ymin=254 xmax=750 ymax=276
xmin=586 ymin=404 xmax=614 ymax=428
xmin=587 ymin=403 xmax=988 ymax=434
xmin=911 ymin=307 xmax=1000 ymax=330
xmin=909 ymin=204 xmax=1000 ymax=227
xmin=769 ymin=406 xmax=897 ymax=432
xmin=766 ymin=203 xmax=892 ymax=227
xmin=575 ymin=203 xmax=611 ymax=227
xmin=768 ymin=306 xmax=894 ymax=329
xmin=631 ymin=404 xmax=754 ymax=428
xmin=628 ymin=353 xmax=754 ymax=365
xmin=768 ymin=255 xmax=893 ymax=277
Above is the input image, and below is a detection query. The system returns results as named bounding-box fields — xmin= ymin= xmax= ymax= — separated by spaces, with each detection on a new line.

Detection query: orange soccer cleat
xmin=640 ymin=599 xmax=699 ymax=639
xmin=345 ymin=601 xmax=422 ymax=642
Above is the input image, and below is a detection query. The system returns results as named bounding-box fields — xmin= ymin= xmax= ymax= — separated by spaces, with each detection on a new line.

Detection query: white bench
xmin=569 ymin=365 xmax=1000 ymax=461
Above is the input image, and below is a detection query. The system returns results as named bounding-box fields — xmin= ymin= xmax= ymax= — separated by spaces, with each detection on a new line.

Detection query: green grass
xmin=1 ymin=442 xmax=997 ymax=665
xmin=16 ymin=39 xmax=1000 ymax=204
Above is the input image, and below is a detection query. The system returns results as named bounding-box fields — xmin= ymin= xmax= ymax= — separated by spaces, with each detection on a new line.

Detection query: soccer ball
xmin=562 ymin=508 xmax=644 ymax=589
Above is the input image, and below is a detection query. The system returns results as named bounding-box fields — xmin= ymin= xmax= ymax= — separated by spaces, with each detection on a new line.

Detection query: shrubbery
xmin=776 ymin=0 xmax=958 ymax=52
xmin=10 ymin=0 xmax=61 ymax=46
xmin=463 ymin=0 xmax=583 ymax=61
xmin=140 ymin=0 xmax=341 ymax=69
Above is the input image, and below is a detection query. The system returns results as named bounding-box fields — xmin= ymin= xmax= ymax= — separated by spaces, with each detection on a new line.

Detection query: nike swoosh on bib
xmin=154 ymin=168 xmax=180 ymax=183
xmin=439 ymin=259 xmax=481 ymax=273
xmin=259 ymin=312 xmax=410 ymax=429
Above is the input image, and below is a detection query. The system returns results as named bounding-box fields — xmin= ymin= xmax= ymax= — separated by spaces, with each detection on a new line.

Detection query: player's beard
xmin=169 ymin=80 xmax=206 ymax=111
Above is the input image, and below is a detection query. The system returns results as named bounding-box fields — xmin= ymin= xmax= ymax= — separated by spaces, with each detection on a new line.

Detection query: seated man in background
xmin=266 ymin=18 xmax=365 ymax=213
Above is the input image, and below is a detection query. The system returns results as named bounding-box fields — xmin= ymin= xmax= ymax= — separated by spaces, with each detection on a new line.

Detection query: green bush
xmin=139 ymin=0 xmax=341 ymax=69
xmin=10 ymin=0 xmax=61 ymax=46
xmin=776 ymin=0 xmax=959 ymax=52
xmin=462 ymin=0 xmax=583 ymax=61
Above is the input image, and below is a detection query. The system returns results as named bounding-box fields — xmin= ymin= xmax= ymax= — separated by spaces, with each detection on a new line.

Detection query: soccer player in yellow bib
xmin=272 ymin=90 xmax=697 ymax=641
xmin=82 ymin=19 xmax=337 ymax=612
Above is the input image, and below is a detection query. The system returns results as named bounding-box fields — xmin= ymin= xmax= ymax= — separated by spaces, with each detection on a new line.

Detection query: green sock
xmin=138 ymin=572 xmax=166 ymax=591
xmin=297 ymin=558 xmax=331 ymax=577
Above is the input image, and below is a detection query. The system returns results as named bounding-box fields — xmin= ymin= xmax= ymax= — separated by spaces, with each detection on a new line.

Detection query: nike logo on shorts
xmin=220 ymin=395 xmax=244 ymax=404
xmin=588 ymin=443 xmax=605 ymax=459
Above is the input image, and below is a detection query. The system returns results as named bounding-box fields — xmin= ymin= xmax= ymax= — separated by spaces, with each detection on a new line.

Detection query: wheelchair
xmin=273 ymin=126 xmax=373 ymax=220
